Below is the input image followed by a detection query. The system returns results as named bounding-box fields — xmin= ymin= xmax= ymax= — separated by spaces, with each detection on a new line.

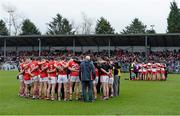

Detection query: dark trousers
xmin=82 ymin=80 xmax=93 ymax=102
xmin=113 ymin=75 xmax=120 ymax=96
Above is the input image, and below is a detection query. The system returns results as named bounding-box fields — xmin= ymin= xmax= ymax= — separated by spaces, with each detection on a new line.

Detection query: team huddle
xmin=17 ymin=56 xmax=120 ymax=101
xmin=130 ymin=62 xmax=168 ymax=81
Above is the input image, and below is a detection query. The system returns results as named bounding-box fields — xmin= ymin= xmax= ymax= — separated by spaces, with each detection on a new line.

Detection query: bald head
xmin=85 ymin=56 xmax=90 ymax=61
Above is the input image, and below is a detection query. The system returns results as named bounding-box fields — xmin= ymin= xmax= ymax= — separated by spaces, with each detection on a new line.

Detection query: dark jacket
xmin=79 ymin=60 xmax=96 ymax=81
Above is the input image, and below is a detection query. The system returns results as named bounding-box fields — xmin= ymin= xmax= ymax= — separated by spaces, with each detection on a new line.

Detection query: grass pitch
xmin=0 ymin=71 xmax=180 ymax=115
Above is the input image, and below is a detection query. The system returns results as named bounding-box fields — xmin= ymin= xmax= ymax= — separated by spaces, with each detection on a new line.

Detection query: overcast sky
xmin=0 ymin=0 xmax=179 ymax=34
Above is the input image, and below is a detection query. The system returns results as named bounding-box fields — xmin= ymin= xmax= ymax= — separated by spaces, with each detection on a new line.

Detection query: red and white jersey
xmin=142 ymin=67 xmax=147 ymax=73
xmin=138 ymin=64 xmax=143 ymax=73
xmin=151 ymin=64 xmax=157 ymax=72
xmin=156 ymin=63 xmax=161 ymax=73
xmin=95 ymin=68 xmax=99 ymax=77
xmin=147 ymin=66 xmax=152 ymax=72
xmin=23 ymin=67 xmax=31 ymax=81
xmin=56 ymin=61 xmax=67 ymax=75
xmin=160 ymin=64 xmax=166 ymax=74
xmin=39 ymin=62 xmax=48 ymax=78
xmin=68 ymin=60 xmax=79 ymax=76
xmin=47 ymin=61 xmax=57 ymax=77
xmin=19 ymin=63 xmax=26 ymax=75
xmin=20 ymin=63 xmax=24 ymax=72
xmin=109 ymin=69 xmax=113 ymax=78
xmin=29 ymin=60 xmax=39 ymax=76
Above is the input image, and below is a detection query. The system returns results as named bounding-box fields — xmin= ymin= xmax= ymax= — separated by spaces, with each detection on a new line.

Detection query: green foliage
xmin=122 ymin=18 xmax=147 ymax=34
xmin=0 ymin=71 xmax=180 ymax=115
xmin=0 ymin=19 xmax=8 ymax=36
xmin=21 ymin=19 xmax=41 ymax=35
xmin=47 ymin=13 xmax=75 ymax=35
xmin=95 ymin=17 xmax=115 ymax=34
xmin=167 ymin=1 xmax=180 ymax=33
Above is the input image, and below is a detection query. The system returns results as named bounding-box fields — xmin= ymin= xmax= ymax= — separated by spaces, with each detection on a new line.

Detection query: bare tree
xmin=2 ymin=2 xmax=25 ymax=35
xmin=81 ymin=12 xmax=94 ymax=34
xmin=71 ymin=20 xmax=81 ymax=34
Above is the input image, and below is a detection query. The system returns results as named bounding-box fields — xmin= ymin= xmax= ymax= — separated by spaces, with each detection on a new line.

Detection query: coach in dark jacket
xmin=79 ymin=56 xmax=96 ymax=102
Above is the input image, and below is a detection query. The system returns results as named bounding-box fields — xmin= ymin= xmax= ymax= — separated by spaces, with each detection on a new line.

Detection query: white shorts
xmin=19 ymin=75 xmax=24 ymax=82
xmin=24 ymin=80 xmax=32 ymax=85
xmin=93 ymin=77 xmax=99 ymax=84
xmin=109 ymin=78 xmax=114 ymax=85
xmin=57 ymin=75 xmax=68 ymax=83
xmin=48 ymin=77 xmax=57 ymax=84
xmin=152 ymin=68 xmax=157 ymax=72
xmin=70 ymin=76 xmax=80 ymax=83
xmin=100 ymin=76 xmax=109 ymax=83
xmin=39 ymin=77 xmax=48 ymax=82
xmin=31 ymin=76 xmax=38 ymax=82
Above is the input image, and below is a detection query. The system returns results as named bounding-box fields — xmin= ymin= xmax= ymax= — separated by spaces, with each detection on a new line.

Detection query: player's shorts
xmin=19 ymin=75 xmax=24 ymax=82
xmin=100 ymin=76 xmax=109 ymax=83
xmin=161 ymin=69 xmax=165 ymax=74
xmin=24 ymin=80 xmax=32 ymax=85
xmin=142 ymin=70 xmax=147 ymax=74
xmin=108 ymin=78 xmax=114 ymax=85
xmin=39 ymin=76 xmax=48 ymax=82
xmin=31 ymin=76 xmax=38 ymax=82
xmin=57 ymin=75 xmax=68 ymax=83
xmin=48 ymin=77 xmax=57 ymax=84
xmin=147 ymin=69 xmax=152 ymax=73
xmin=157 ymin=69 xmax=161 ymax=73
xmin=93 ymin=77 xmax=99 ymax=84
xmin=69 ymin=76 xmax=80 ymax=83
xmin=139 ymin=70 xmax=143 ymax=73
xmin=152 ymin=69 xmax=157 ymax=74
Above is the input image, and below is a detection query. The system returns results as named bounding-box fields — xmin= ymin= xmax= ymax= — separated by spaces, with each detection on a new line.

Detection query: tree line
xmin=0 ymin=1 xmax=180 ymax=36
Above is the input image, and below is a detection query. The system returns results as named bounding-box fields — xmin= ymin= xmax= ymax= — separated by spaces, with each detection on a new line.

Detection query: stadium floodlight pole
xmin=4 ymin=38 xmax=6 ymax=58
xmin=145 ymin=35 xmax=148 ymax=62
xmin=38 ymin=38 xmax=41 ymax=57
xmin=8 ymin=10 xmax=14 ymax=36
xmin=108 ymin=38 xmax=111 ymax=57
xmin=73 ymin=38 xmax=75 ymax=55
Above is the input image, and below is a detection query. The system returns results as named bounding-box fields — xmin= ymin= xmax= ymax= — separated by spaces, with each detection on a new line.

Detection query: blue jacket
xmin=79 ymin=60 xmax=96 ymax=81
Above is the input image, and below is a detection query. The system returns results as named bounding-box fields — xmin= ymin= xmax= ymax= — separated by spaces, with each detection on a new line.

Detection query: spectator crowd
xmin=0 ymin=49 xmax=180 ymax=73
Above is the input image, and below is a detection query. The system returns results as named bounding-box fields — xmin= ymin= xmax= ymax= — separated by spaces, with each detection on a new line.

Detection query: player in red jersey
xmin=38 ymin=58 xmax=48 ymax=99
xmin=68 ymin=58 xmax=80 ymax=101
xmin=93 ymin=63 xmax=99 ymax=100
xmin=29 ymin=58 xmax=39 ymax=99
xmin=160 ymin=63 xmax=166 ymax=80
xmin=55 ymin=57 xmax=68 ymax=101
xmin=17 ymin=58 xmax=25 ymax=97
xmin=23 ymin=58 xmax=32 ymax=97
xmin=147 ymin=63 xmax=152 ymax=80
xmin=108 ymin=66 xmax=114 ymax=97
xmin=47 ymin=58 xmax=57 ymax=100
xmin=142 ymin=64 xmax=147 ymax=80
xmin=100 ymin=59 xmax=111 ymax=100
xmin=151 ymin=63 xmax=157 ymax=80
xmin=156 ymin=63 xmax=161 ymax=80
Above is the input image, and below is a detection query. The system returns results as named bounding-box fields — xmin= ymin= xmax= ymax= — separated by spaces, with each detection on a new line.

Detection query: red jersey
xmin=39 ymin=62 xmax=48 ymax=78
xmin=29 ymin=60 xmax=39 ymax=76
xmin=95 ymin=68 xmax=99 ymax=77
xmin=68 ymin=61 xmax=79 ymax=76
xmin=48 ymin=61 xmax=57 ymax=77
xmin=23 ymin=68 xmax=31 ymax=80
xmin=109 ymin=69 xmax=113 ymax=78
xmin=19 ymin=63 xmax=25 ymax=74
xmin=20 ymin=63 xmax=24 ymax=71
xmin=56 ymin=61 xmax=67 ymax=75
